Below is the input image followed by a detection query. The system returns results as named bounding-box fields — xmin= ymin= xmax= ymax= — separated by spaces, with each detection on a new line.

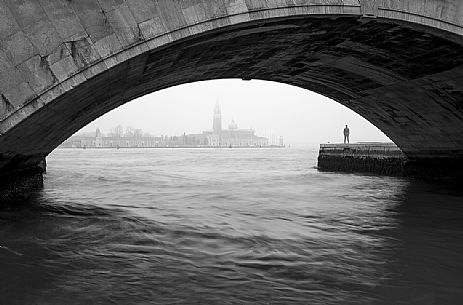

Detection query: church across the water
xmin=188 ymin=102 xmax=268 ymax=147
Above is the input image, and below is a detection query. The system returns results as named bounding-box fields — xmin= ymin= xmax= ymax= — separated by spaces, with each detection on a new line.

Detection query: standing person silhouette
xmin=343 ymin=125 xmax=350 ymax=144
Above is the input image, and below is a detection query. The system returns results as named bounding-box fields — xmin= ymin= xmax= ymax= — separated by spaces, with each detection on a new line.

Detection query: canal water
xmin=1 ymin=148 xmax=462 ymax=304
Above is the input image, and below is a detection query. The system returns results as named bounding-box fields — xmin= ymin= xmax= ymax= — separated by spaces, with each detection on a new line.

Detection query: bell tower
xmin=213 ymin=101 xmax=222 ymax=134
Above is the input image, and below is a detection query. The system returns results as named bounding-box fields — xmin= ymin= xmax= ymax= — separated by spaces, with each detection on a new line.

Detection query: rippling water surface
xmin=1 ymin=148 xmax=463 ymax=304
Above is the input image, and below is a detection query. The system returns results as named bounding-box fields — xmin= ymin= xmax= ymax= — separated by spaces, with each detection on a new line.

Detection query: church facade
xmin=188 ymin=102 xmax=268 ymax=147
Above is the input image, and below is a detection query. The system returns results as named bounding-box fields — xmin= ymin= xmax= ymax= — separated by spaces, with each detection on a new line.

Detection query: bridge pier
xmin=0 ymin=160 xmax=46 ymax=204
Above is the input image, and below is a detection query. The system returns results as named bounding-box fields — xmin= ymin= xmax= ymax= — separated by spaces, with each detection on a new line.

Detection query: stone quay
xmin=317 ymin=143 xmax=463 ymax=182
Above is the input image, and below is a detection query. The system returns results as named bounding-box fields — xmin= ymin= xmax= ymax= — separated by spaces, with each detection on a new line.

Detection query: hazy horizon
xmin=79 ymin=79 xmax=391 ymax=147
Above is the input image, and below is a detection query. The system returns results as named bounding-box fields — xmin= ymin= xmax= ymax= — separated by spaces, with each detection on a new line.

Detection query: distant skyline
xmin=80 ymin=79 xmax=391 ymax=147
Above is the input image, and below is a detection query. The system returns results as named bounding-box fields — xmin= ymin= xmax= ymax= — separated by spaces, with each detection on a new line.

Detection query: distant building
xmin=60 ymin=129 xmax=162 ymax=148
xmin=60 ymin=102 xmax=272 ymax=148
xmin=186 ymin=102 xmax=268 ymax=147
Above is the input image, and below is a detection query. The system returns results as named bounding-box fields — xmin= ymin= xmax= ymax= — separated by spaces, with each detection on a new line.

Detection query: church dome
xmin=228 ymin=120 xmax=238 ymax=130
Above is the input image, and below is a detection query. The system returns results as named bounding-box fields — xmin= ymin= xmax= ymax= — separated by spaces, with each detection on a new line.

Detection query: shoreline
xmin=57 ymin=145 xmax=286 ymax=149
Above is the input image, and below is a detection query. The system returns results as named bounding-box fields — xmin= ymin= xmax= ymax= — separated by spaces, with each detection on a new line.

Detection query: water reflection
xmin=371 ymin=182 xmax=463 ymax=304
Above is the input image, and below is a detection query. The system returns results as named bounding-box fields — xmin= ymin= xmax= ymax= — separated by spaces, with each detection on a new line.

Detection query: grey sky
xmin=81 ymin=79 xmax=391 ymax=146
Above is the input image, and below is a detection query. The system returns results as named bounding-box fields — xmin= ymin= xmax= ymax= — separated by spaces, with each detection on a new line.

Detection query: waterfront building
xmin=60 ymin=130 xmax=162 ymax=148
xmin=60 ymin=103 xmax=270 ymax=148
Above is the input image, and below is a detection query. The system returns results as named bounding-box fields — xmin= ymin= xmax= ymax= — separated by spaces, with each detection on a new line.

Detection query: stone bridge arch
xmin=1 ymin=0 xmax=463 ymax=194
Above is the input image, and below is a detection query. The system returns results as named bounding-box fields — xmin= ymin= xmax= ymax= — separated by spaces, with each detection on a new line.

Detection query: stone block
xmin=126 ymin=0 xmax=161 ymax=23
xmin=325 ymin=4 xmax=344 ymax=15
xmin=210 ymin=17 xmax=232 ymax=29
xmin=1 ymin=30 xmax=36 ymax=65
xmin=33 ymin=83 xmax=65 ymax=113
xmin=201 ymin=0 xmax=228 ymax=18
xmin=120 ymin=45 xmax=143 ymax=61
xmin=244 ymin=0 xmax=271 ymax=10
xmin=139 ymin=17 xmax=166 ymax=40
xmin=98 ymin=0 xmax=125 ymax=12
xmin=180 ymin=1 xmax=207 ymax=25
xmin=170 ymin=27 xmax=193 ymax=41
xmin=5 ymin=1 xmax=61 ymax=55
xmin=5 ymin=0 xmax=46 ymax=31
xmin=156 ymin=0 xmax=188 ymax=31
xmin=2 ymin=82 xmax=36 ymax=108
xmin=66 ymin=37 xmax=101 ymax=68
xmin=342 ymin=4 xmax=361 ymax=15
xmin=225 ymin=0 xmax=249 ymax=15
xmin=250 ymin=8 xmax=277 ymax=19
xmin=59 ymin=73 xmax=87 ymax=93
xmin=25 ymin=19 xmax=62 ymax=57
xmin=297 ymin=5 xmax=326 ymax=15
xmin=145 ymin=33 xmax=173 ymax=50
xmin=227 ymin=13 xmax=251 ymax=24
xmin=50 ymin=55 xmax=79 ymax=82
xmin=113 ymin=51 xmax=130 ymax=66
xmin=360 ymin=0 xmax=379 ymax=16
xmin=38 ymin=0 xmax=87 ymax=41
xmin=47 ymin=43 xmax=71 ymax=65
xmin=102 ymin=56 xmax=120 ymax=70
xmin=189 ymin=22 xmax=214 ymax=35
xmin=318 ymin=154 xmax=407 ymax=177
xmin=0 ymin=2 xmax=20 ymax=39
xmin=94 ymin=33 xmax=123 ymax=58
xmin=69 ymin=1 xmax=114 ymax=43
xmin=106 ymin=4 xmax=139 ymax=47
xmin=18 ymin=55 xmax=56 ymax=94
xmin=181 ymin=0 xmax=228 ymax=24
xmin=0 ymin=50 xmax=24 ymax=93
xmin=82 ymin=61 xmax=108 ymax=80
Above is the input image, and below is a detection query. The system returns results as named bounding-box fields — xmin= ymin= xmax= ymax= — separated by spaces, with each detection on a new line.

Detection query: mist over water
xmin=1 ymin=148 xmax=462 ymax=304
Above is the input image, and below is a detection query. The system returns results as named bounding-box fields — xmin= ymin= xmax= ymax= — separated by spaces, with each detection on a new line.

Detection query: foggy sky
xmin=81 ymin=79 xmax=391 ymax=147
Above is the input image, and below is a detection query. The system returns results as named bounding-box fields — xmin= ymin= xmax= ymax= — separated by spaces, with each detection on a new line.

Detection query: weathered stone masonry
xmin=318 ymin=144 xmax=463 ymax=181
xmin=1 ymin=0 xmax=463 ymax=200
